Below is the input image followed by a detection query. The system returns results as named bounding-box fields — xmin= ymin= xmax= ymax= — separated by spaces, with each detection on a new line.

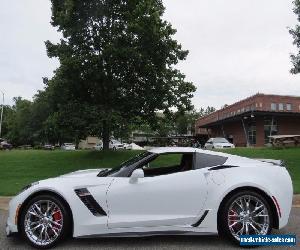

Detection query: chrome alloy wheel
xmin=227 ymin=195 xmax=270 ymax=240
xmin=24 ymin=200 xmax=64 ymax=246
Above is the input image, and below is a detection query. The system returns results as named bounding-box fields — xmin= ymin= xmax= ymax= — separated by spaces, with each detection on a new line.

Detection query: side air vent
xmin=75 ymin=188 xmax=107 ymax=216
xmin=192 ymin=210 xmax=209 ymax=227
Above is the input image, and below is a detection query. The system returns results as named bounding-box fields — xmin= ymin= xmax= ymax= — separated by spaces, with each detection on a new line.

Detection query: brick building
xmin=195 ymin=94 xmax=300 ymax=147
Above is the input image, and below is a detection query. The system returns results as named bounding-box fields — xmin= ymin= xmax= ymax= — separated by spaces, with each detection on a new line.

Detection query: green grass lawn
xmin=0 ymin=150 xmax=139 ymax=196
xmin=0 ymin=148 xmax=299 ymax=196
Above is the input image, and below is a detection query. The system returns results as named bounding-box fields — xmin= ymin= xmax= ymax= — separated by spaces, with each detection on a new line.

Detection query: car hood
xmin=60 ymin=168 xmax=111 ymax=178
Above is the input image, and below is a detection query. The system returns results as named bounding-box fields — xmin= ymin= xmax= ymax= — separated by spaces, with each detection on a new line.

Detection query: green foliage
xmin=45 ymin=0 xmax=196 ymax=148
xmin=0 ymin=105 xmax=14 ymax=138
xmin=3 ymin=97 xmax=35 ymax=145
xmin=290 ymin=0 xmax=300 ymax=73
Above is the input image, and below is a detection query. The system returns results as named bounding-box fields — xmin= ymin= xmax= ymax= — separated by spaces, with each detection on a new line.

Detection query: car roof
xmin=148 ymin=147 xmax=236 ymax=158
xmin=148 ymin=147 xmax=194 ymax=154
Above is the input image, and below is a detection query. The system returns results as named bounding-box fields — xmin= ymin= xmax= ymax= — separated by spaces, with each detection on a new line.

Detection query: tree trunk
xmin=102 ymin=120 xmax=110 ymax=150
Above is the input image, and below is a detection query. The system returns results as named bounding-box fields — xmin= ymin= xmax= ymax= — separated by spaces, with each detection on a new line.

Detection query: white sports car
xmin=6 ymin=147 xmax=293 ymax=248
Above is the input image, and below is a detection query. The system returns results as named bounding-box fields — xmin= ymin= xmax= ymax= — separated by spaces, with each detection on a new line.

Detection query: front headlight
xmin=19 ymin=181 xmax=39 ymax=194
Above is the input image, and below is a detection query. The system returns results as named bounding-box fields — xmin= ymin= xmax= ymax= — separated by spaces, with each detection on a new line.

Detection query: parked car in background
xmin=18 ymin=145 xmax=33 ymax=150
xmin=93 ymin=143 xmax=103 ymax=151
xmin=93 ymin=140 xmax=125 ymax=150
xmin=204 ymin=137 xmax=235 ymax=149
xmin=43 ymin=144 xmax=55 ymax=150
xmin=109 ymin=139 xmax=124 ymax=150
xmin=0 ymin=139 xmax=12 ymax=150
xmin=123 ymin=143 xmax=132 ymax=150
xmin=61 ymin=143 xmax=76 ymax=151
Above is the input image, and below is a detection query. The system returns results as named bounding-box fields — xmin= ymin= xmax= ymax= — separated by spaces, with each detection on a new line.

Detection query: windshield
xmin=213 ymin=138 xmax=229 ymax=143
xmin=98 ymin=151 xmax=152 ymax=177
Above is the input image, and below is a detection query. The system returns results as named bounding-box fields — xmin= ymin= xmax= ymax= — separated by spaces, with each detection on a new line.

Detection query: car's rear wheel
xmin=219 ymin=190 xmax=273 ymax=245
xmin=20 ymin=194 xmax=71 ymax=249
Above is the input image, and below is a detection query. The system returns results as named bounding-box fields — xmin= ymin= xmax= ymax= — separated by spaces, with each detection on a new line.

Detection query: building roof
xmin=196 ymin=93 xmax=300 ymax=128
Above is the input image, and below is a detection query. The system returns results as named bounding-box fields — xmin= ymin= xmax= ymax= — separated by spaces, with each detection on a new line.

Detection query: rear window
xmin=195 ymin=153 xmax=227 ymax=169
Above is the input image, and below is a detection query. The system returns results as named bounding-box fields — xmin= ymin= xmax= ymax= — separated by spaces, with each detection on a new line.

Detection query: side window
xmin=195 ymin=153 xmax=227 ymax=169
xmin=142 ymin=153 xmax=194 ymax=177
xmin=147 ymin=153 xmax=182 ymax=168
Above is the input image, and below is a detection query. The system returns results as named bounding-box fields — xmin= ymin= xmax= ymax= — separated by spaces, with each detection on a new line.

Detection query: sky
xmin=0 ymin=0 xmax=300 ymax=110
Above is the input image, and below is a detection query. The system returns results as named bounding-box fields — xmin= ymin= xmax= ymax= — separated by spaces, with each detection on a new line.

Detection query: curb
xmin=1 ymin=195 xmax=300 ymax=211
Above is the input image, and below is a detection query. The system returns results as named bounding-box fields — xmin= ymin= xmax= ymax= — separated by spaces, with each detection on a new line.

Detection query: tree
xmin=5 ymin=97 xmax=34 ymax=145
xmin=290 ymin=0 xmax=300 ymax=73
xmin=0 ymin=105 xmax=14 ymax=139
xmin=46 ymin=0 xmax=196 ymax=149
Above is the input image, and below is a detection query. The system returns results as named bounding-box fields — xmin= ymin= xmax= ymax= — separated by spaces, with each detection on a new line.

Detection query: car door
xmin=106 ymin=154 xmax=208 ymax=229
xmin=205 ymin=139 xmax=213 ymax=149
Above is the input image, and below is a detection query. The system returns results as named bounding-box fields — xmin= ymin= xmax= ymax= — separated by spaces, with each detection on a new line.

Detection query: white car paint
xmin=6 ymin=147 xmax=293 ymax=247
xmin=106 ymin=169 xmax=207 ymax=228
xmin=61 ymin=143 xmax=76 ymax=151
xmin=123 ymin=143 xmax=132 ymax=150
xmin=204 ymin=138 xmax=235 ymax=149
xmin=109 ymin=140 xmax=124 ymax=150
xmin=93 ymin=140 xmax=124 ymax=150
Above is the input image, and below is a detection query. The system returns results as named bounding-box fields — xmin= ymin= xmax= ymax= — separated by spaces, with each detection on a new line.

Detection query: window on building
xmin=247 ymin=122 xmax=256 ymax=145
xmin=270 ymin=103 xmax=277 ymax=111
xmin=264 ymin=118 xmax=278 ymax=144
xmin=278 ymin=103 xmax=284 ymax=111
xmin=286 ymin=103 xmax=292 ymax=111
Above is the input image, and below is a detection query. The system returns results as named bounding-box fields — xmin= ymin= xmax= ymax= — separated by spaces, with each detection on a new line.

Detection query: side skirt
xmin=76 ymin=231 xmax=217 ymax=239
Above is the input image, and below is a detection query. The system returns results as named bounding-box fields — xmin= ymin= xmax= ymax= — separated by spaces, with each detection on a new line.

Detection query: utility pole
xmin=0 ymin=90 xmax=4 ymax=138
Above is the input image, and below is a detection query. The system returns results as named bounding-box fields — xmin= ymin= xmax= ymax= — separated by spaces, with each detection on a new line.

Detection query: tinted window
xmin=146 ymin=153 xmax=182 ymax=168
xmin=195 ymin=153 xmax=227 ymax=169
xmin=142 ymin=153 xmax=194 ymax=177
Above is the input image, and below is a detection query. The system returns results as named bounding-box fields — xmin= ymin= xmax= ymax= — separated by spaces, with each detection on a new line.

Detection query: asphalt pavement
xmin=1 ymin=208 xmax=299 ymax=250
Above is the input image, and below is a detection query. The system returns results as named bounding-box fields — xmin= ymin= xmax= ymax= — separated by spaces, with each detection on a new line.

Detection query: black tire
xmin=218 ymin=190 xmax=273 ymax=245
xmin=19 ymin=194 xmax=72 ymax=249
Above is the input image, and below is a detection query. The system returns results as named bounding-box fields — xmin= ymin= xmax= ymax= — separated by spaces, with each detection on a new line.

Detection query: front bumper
xmin=6 ymin=196 xmax=24 ymax=236
xmin=6 ymin=222 xmax=19 ymax=237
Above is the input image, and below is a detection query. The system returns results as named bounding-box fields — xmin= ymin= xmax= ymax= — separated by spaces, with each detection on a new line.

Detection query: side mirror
xmin=129 ymin=169 xmax=144 ymax=184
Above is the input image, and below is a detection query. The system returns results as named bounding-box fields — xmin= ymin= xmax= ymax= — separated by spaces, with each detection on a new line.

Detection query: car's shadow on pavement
xmin=6 ymin=234 xmax=238 ymax=250
xmin=2 ymin=208 xmax=300 ymax=249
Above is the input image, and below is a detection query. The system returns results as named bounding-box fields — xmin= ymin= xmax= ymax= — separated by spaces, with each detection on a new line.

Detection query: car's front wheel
xmin=20 ymin=194 xmax=71 ymax=249
xmin=219 ymin=190 xmax=273 ymax=245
